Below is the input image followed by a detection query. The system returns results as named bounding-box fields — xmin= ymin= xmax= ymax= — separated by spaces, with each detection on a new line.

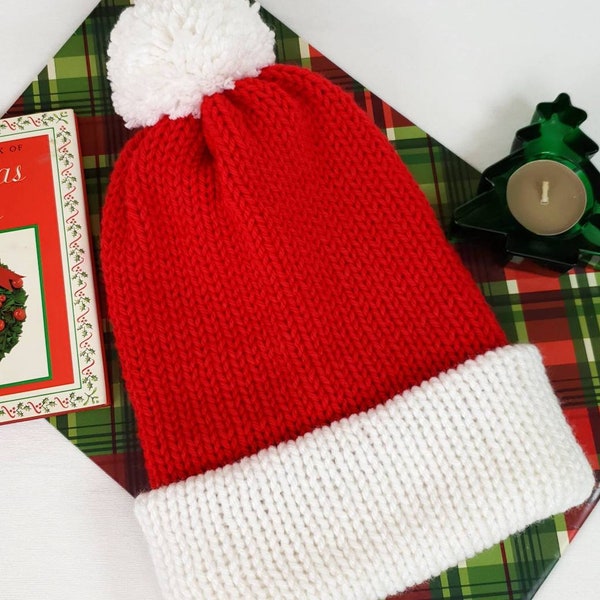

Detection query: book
xmin=0 ymin=109 xmax=109 ymax=422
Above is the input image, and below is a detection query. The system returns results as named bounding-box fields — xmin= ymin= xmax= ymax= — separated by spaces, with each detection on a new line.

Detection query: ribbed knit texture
xmin=101 ymin=64 xmax=507 ymax=488
xmin=135 ymin=345 xmax=594 ymax=600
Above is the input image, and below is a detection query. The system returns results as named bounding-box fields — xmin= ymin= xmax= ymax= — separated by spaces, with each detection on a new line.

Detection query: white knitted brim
xmin=135 ymin=344 xmax=594 ymax=600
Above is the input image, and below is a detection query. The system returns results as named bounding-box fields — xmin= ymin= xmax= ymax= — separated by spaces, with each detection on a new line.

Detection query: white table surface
xmin=0 ymin=0 xmax=100 ymax=117
xmin=1 ymin=2 xmax=598 ymax=599
xmin=0 ymin=419 xmax=162 ymax=600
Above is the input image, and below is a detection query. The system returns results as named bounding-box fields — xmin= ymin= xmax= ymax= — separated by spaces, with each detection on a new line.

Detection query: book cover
xmin=0 ymin=109 xmax=109 ymax=422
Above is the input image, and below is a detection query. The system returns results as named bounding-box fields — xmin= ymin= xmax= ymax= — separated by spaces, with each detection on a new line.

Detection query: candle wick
xmin=540 ymin=180 xmax=550 ymax=205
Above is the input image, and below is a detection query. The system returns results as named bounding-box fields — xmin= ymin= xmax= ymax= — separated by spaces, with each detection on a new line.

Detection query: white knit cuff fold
xmin=135 ymin=344 xmax=594 ymax=600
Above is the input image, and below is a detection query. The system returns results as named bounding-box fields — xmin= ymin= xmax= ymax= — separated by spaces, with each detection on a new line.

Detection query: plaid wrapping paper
xmin=5 ymin=2 xmax=598 ymax=599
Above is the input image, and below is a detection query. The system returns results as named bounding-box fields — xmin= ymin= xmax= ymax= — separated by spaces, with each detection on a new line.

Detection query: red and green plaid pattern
xmin=5 ymin=2 xmax=598 ymax=599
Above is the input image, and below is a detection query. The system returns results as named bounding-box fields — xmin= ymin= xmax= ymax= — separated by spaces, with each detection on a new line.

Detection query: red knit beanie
xmin=101 ymin=1 xmax=593 ymax=599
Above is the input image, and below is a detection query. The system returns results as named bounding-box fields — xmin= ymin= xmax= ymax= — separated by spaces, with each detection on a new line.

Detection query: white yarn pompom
xmin=107 ymin=0 xmax=276 ymax=128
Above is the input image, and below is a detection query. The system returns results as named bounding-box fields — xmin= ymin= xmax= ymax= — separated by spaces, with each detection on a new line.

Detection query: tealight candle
xmin=506 ymin=159 xmax=587 ymax=236
xmin=453 ymin=93 xmax=600 ymax=270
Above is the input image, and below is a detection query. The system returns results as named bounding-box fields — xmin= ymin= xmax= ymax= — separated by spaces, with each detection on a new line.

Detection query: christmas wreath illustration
xmin=0 ymin=264 xmax=27 ymax=361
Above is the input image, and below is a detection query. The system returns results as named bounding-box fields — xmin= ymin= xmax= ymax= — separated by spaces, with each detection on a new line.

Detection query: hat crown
xmin=101 ymin=65 xmax=508 ymax=487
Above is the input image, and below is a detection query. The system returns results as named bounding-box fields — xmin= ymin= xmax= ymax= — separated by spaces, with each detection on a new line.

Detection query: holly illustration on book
xmin=0 ymin=264 xmax=27 ymax=361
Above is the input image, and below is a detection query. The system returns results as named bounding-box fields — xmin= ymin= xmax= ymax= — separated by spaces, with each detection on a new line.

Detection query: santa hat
xmin=101 ymin=1 xmax=594 ymax=599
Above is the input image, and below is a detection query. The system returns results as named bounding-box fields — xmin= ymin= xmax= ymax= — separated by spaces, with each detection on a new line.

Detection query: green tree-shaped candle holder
xmin=454 ymin=93 xmax=600 ymax=270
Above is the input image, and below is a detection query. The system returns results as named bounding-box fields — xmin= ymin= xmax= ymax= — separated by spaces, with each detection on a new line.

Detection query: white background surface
xmin=0 ymin=419 xmax=162 ymax=600
xmin=0 ymin=0 xmax=101 ymax=118
xmin=0 ymin=1 xmax=597 ymax=599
